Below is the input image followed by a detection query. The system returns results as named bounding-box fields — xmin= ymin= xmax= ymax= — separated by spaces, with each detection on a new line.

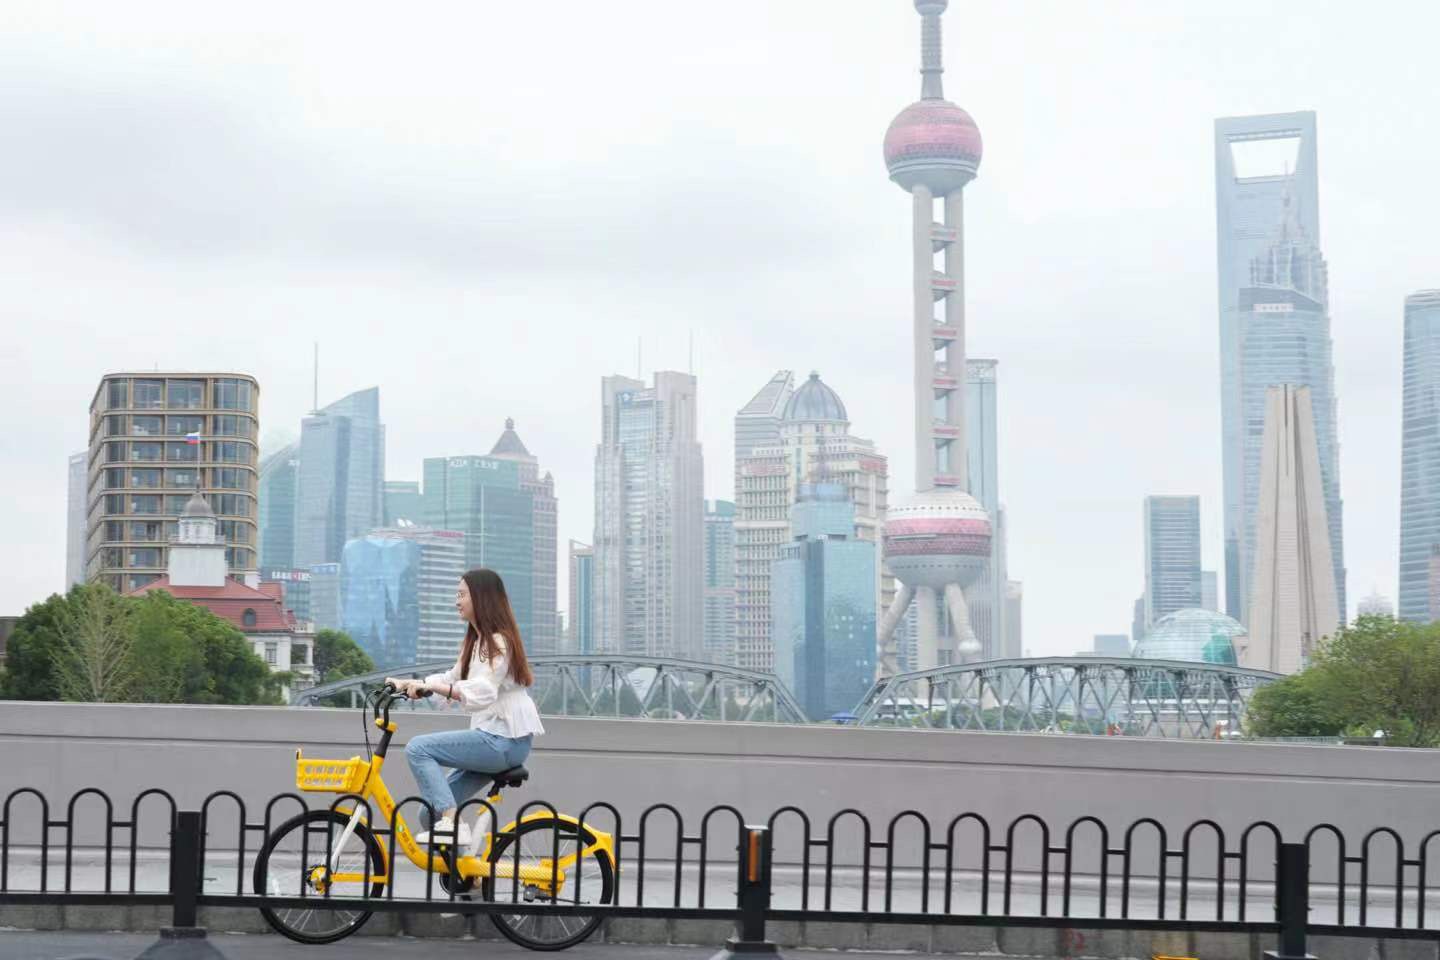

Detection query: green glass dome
xmin=1133 ymin=608 xmax=1244 ymax=666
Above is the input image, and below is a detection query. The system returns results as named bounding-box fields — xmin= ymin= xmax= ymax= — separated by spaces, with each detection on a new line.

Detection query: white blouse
xmin=424 ymin=634 xmax=546 ymax=739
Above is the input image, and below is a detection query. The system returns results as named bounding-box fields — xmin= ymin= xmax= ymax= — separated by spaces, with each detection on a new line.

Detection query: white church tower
xmin=168 ymin=490 xmax=228 ymax=587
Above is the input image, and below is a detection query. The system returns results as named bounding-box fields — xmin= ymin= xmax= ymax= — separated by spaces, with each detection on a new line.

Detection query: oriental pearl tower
xmin=875 ymin=0 xmax=992 ymax=673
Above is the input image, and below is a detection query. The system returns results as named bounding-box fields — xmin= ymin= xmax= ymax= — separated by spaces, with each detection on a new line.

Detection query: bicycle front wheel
xmin=483 ymin=818 xmax=615 ymax=951
xmin=253 ymin=809 xmax=386 ymax=944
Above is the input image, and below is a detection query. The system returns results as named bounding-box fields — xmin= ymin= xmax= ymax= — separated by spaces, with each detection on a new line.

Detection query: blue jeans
xmin=404 ymin=729 xmax=533 ymax=825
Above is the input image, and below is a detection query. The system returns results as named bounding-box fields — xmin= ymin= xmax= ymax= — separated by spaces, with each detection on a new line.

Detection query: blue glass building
xmin=1398 ymin=291 xmax=1440 ymax=621
xmin=296 ymin=388 xmax=385 ymax=568
xmin=258 ymin=442 xmax=299 ymax=570
xmin=423 ymin=456 xmax=535 ymax=643
xmin=341 ymin=535 xmax=420 ymax=668
xmin=771 ymin=484 xmax=877 ymax=721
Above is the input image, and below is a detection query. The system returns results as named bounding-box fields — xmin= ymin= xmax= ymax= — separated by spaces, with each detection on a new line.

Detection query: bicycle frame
xmin=306 ymin=691 xmax=615 ymax=893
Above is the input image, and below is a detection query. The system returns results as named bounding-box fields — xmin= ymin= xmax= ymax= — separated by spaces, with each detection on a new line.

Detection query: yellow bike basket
xmin=295 ymin=751 xmax=370 ymax=794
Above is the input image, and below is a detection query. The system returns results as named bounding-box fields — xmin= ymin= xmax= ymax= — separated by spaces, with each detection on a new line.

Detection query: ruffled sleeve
xmin=423 ymin=664 xmax=456 ymax=688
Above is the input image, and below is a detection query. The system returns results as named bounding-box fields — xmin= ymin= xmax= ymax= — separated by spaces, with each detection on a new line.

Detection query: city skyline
xmin=5 ymin=2 xmax=1438 ymax=656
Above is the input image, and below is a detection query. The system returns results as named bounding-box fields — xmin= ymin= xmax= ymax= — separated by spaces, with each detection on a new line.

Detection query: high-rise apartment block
xmin=66 ymin=451 xmax=87 ymax=588
xmin=86 ymin=373 xmax=260 ymax=592
xmin=422 ymin=455 xmax=535 ymax=644
xmin=734 ymin=373 xmax=888 ymax=673
xmin=1143 ymin=496 xmax=1202 ymax=628
xmin=295 ymin=387 xmax=384 ymax=569
xmin=1215 ymin=112 xmax=1345 ymax=623
xmin=593 ymin=372 xmax=704 ymax=659
xmin=704 ymin=500 xmax=737 ymax=664
xmin=771 ymin=484 xmax=877 ymax=720
xmin=341 ymin=527 xmax=466 ymax=668
xmin=258 ymin=442 xmax=300 ymax=570
xmin=1398 ymin=291 xmax=1440 ymax=622
xmin=1243 ymin=385 xmax=1340 ymax=674
xmin=567 ymin=541 xmax=594 ymax=654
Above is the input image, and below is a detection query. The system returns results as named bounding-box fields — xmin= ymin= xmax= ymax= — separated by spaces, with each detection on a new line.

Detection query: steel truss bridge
xmin=293 ymin=654 xmax=809 ymax=724
xmin=852 ymin=656 xmax=1283 ymax=738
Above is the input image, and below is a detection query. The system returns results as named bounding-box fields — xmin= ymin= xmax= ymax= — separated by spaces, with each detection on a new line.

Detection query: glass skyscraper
xmin=703 ymin=500 xmax=736 ymax=664
xmin=1398 ymin=290 xmax=1440 ymax=622
xmin=423 ymin=455 xmax=535 ymax=644
xmin=1215 ymin=112 xmax=1336 ymax=622
xmin=771 ymin=484 xmax=876 ymax=720
xmin=1236 ymin=198 xmax=1344 ymax=618
xmin=295 ymin=387 xmax=385 ymax=569
xmin=567 ymin=540 xmax=594 ymax=654
xmin=1143 ymin=496 xmax=1202 ymax=628
xmin=308 ymin=563 xmax=341 ymax=632
xmin=964 ymin=359 xmax=1008 ymax=658
xmin=341 ymin=527 xmax=465 ymax=669
xmin=259 ymin=442 xmax=300 ymax=570
xmin=383 ymin=480 xmax=423 ymax=527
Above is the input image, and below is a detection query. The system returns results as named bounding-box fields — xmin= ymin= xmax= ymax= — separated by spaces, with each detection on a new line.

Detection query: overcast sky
xmin=3 ymin=1 xmax=1437 ymax=655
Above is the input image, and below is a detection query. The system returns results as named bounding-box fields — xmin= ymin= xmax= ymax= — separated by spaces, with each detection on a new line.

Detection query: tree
xmin=1 ymin=591 xmax=72 ymax=701
xmin=52 ymin=584 xmax=138 ymax=703
xmin=1245 ymin=616 xmax=1440 ymax=746
xmin=312 ymin=629 xmax=375 ymax=686
xmin=129 ymin=591 xmax=285 ymax=705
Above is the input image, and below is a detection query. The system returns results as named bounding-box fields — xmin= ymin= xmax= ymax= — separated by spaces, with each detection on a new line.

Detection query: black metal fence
xmin=3 ymin=785 xmax=1440 ymax=953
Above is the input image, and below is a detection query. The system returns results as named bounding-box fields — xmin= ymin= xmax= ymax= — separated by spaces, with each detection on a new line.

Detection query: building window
xmin=211 ymin=415 xmax=250 ymax=438
xmin=217 ymin=494 xmax=252 ymax=517
xmin=134 ymin=380 xmax=165 ymax=410
xmin=294 ymin=643 xmax=310 ymax=665
xmin=126 ymin=573 xmax=159 ymax=592
xmin=103 ymin=468 xmax=125 ymax=490
xmin=130 ymin=469 xmax=162 ymax=489
xmin=107 ymin=379 xmax=129 ymax=410
xmin=105 ymin=442 xmax=127 ymax=464
xmin=165 ymin=442 xmax=199 ymax=463
xmin=167 ymin=415 xmax=204 ymax=437
xmin=243 ymin=609 xmax=258 ymax=628
xmin=130 ymin=416 xmax=163 ymax=437
xmin=263 ymin=642 xmax=277 ymax=665
xmin=214 ymin=441 xmax=246 ymax=463
xmin=127 ymin=548 xmax=162 ymax=568
xmin=104 ymin=521 xmax=125 ymax=542
xmin=128 ymin=521 xmax=162 ymax=541
xmin=214 ymin=468 xmax=247 ymax=490
xmin=105 ymin=415 xmax=126 ymax=438
xmin=214 ymin=379 xmax=253 ymax=412
xmin=167 ymin=469 xmax=197 ymax=489
xmin=105 ymin=494 xmax=127 ymax=515
xmin=130 ymin=495 xmax=162 ymax=515
xmin=167 ymin=380 xmax=205 ymax=409
xmin=132 ymin=442 xmax=163 ymax=463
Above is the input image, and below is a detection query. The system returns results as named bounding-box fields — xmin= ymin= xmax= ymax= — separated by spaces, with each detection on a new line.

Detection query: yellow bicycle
xmin=254 ymin=685 xmax=616 ymax=949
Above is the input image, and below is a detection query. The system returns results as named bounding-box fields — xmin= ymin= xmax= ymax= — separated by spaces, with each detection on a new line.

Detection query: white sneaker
xmin=415 ymin=816 xmax=473 ymax=848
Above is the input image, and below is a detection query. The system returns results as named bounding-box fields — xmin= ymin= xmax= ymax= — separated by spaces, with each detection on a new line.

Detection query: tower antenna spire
xmin=917 ymin=0 xmax=948 ymax=99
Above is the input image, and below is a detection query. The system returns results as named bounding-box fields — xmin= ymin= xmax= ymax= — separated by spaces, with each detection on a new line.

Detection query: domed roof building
xmin=783 ymin=372 xmax=849 ymax=425
xmin=1133 ymin=608 xmax=1245 ymax=666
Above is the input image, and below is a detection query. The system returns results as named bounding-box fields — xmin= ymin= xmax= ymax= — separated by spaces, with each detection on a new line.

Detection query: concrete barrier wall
xmin=3 ymin=700 xmax=1439 ymax=878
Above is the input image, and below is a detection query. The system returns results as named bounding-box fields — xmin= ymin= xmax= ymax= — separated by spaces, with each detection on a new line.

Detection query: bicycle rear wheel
xmin=482 ymin=818 xmax=615 ymax=951
xmin=253 ymin=809 xmax=386 ymax=944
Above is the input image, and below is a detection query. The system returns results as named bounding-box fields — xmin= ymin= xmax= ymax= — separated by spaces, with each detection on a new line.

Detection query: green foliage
xmin=1245 ymin=615 xmax=1440 ymax=746
xmin=0 ymin=584 xmax=282 ymax=706
xmin=312 ymin=629 xmax=375 ymax=685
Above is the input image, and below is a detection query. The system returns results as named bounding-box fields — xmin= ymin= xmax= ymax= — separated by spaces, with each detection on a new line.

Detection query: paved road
xmin=0 ymin=931 xmax=967 ymax=960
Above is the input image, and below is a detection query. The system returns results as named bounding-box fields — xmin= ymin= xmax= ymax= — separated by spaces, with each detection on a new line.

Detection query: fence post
xmin=710 ymin=824 xmax=784 ymax=958
xmin=135 ymin=810 xmax=229 ymax=959
xmin=1265 ymin=842 xmax=1315 ymax=960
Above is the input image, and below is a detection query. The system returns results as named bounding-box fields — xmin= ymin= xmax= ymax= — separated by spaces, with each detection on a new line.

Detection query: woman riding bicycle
xmin=385 ymin=567 xmax=545 ymax=848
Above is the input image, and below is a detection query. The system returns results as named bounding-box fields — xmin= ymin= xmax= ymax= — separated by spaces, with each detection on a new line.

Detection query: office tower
xmin=1004 ymin=580 xmax=1023 ymax=659
xmin=1215 ymin=112 xmax=1345 ymax=620
xmin=965 ymin=358 xmax=1008 ymax=657
xmin=295 ymin=387 xmax=384 ymax=569
xmin=734 ymin=373 xmax=889 ymax=673
xmin=1243 ymin=385 xmax=1341 ymax=674
xmin=877 ymin=0 xmax=993 ymax=672
xmin=771 ymin=484 xmax=877 ymax=720
xmin=1430 ymin=546 xmax=1440 ymax=622
xmin=66 ymin=451 xmax=87 ymax=588
xmin=1235 ymin=192 xmax=1344 ymax=623
xmin=735 ymin=371 xmax=796 ymax=465
xmin=593 ymin=372 xmax=704 ymax=659
xmin=422 ymin=454 xmax=535 ymax=645
xmin=1357 ymin=591 xmax=1394 ymax=618
xmin=87 ymin=373 xmax=260 ymax=592
xmin=258 ymin=568 xmax=313 ymax=625
xmin=383 ymin=481 xmax=423 ymax=527
xmin=1131 ymin=596 xmax=1145 ymax=650
xmin=486 ymin=419 xmax=560 ymax=655
xmin=704 ymin=500 xmax=737 ymax=664
xmin=1201 ymin=570 xmax=1219 ymax=612
xmin=258 ymin=442 xmax=300 ymax=570
xmin=567 ymin=541 xmax=595 ymax=655
xmin=341 ymin=527 xmax=465 ymax=669
xmin=1398 ymin=291 xmax=1440 ymax=621
xmin=1091 ymin=634 xmax=1130 ymax=657
xmin=1143 ymin=496 xmax=1202 ymax=627
xmin=308 ymin=563 xmax=341 ymax=632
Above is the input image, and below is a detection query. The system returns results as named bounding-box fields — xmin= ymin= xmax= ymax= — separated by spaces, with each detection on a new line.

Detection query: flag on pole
xmin=185 ymin=431 xmax=202 ymax=445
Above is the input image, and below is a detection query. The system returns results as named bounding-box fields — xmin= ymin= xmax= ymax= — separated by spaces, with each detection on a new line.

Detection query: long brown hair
xmin=458 ymin=568 xmax=534 ymax=686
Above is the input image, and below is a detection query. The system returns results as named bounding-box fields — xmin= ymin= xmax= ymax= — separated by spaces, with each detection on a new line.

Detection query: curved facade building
xmin=1133 ymin=608 xmax=1244 ymax=666
xmin=1398 ymin=290 xmax=1440 ymax=621
xmin=86 ymin=373 xmax=259 ymax=592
